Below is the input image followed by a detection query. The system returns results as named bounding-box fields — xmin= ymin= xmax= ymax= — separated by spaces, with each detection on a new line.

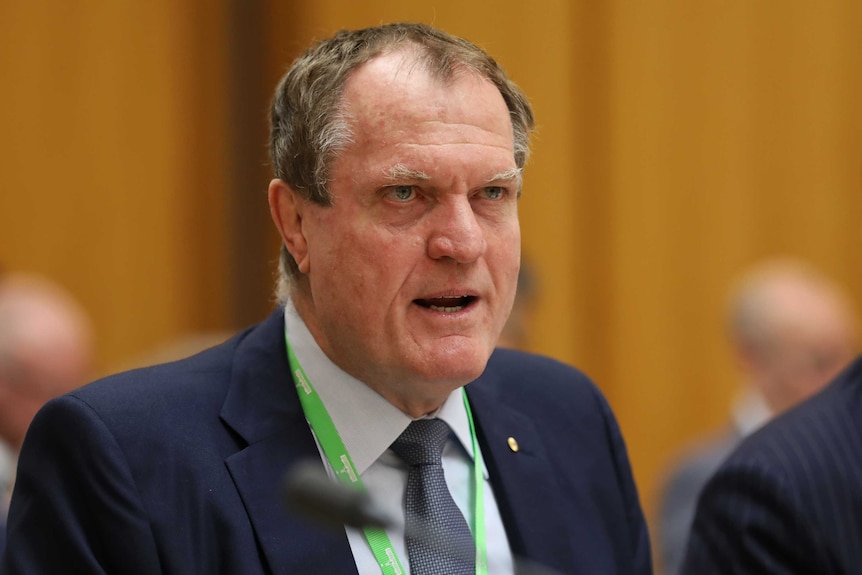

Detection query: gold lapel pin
xmin=507 ymin=437 xmax=519 ymax=452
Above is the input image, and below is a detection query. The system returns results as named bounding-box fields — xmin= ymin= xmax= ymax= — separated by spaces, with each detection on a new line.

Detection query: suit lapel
xmin=218 ymin=312 xmax=576 ymax=573
xmin=220 ymin=311 xmax=358 ymax=575
xmin=466 ymin=369 xmax=576 ymax=573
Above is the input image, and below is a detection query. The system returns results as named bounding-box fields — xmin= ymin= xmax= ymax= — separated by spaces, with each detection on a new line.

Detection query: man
xmin=0 ymin=273 xmax=94 ymax=558
xmin=2 ymin=24 xmax=651 ymax=574
xmin=0 ymin=273 xmax=94 ymax=506
xmin=658 ymin=259 xmax=858 ymax=574
xmin=682 ymin=263 xmax=862 ymax=573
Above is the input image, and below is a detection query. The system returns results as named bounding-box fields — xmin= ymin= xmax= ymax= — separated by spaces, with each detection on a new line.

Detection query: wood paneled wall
xmin=3 ymin=3 xmax=861 ymax=570
xmin=0 ymin=1 xmax=233 ymax=371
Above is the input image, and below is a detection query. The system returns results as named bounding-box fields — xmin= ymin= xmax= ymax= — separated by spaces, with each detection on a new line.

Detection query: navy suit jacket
xmin=2 ymin=311 xmax=650 ymax=574
xmin=683 ymin=356 xmax=862 ymax=574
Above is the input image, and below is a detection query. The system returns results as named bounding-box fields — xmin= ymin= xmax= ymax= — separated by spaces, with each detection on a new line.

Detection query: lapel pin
xmin=507 ymin=437 xmax=519 ymax=452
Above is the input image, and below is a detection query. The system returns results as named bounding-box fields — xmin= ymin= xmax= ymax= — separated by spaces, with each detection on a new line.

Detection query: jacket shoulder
xmin=483 ymin=348 xmax=608 ymax=419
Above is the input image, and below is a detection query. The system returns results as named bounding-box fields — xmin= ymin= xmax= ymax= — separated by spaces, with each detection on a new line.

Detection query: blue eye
xmin=391 ymin=185 xmax=415 ymax=201
xmin=484 ymin=186 xmax=504 ymax=200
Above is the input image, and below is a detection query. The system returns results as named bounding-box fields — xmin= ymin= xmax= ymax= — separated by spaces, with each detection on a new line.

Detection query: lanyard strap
xmin=463 ymin=384 xmax=488 ymax=575
xmin=284 ymin=330 xmax=487 ymax=574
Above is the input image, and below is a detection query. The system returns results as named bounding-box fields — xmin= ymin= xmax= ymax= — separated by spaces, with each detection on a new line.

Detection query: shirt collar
xmin=283 ymin=300 xmax=479 ymax=475
xmin=731 ymin=387 xmax=773 ymax=437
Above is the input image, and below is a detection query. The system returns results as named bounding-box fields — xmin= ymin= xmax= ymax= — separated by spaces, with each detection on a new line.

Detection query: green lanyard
xmin=284 ymin=330 xmax=488 ymax=574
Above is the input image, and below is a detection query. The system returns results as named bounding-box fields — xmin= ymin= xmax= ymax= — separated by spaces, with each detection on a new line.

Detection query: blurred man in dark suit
xmin=658 ymin=258 xmax=857 ymax=574
xmin=683 ymin=261 xmax=862 ymax=573
xmin=0 ymin=273 xmax=94 ymax=503
xmin=0 ymin=273 xmax=94 ymax=557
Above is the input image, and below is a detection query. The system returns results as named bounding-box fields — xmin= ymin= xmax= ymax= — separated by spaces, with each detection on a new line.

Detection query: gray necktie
xmin=391 ymin=419 xmax=476 ymax=575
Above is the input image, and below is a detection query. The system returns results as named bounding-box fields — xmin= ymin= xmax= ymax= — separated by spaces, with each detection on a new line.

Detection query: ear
xmin=268 ymin=179 xmax=311 ymax=273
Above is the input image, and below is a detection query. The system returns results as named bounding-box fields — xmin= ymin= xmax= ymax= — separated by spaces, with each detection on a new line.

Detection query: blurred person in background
xmin=0 ymin=272 xmax=94 ymax=552
xmin=657 ymin=257 xmax=858 ymax=575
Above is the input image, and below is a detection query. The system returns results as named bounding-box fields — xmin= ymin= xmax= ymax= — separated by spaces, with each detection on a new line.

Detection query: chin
xmin=416 ymin=345 xmax=492 ymax=385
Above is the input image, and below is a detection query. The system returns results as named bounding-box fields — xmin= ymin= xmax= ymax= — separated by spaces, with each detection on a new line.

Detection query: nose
xmin=426 ymin=197 xmax=487 ymax=263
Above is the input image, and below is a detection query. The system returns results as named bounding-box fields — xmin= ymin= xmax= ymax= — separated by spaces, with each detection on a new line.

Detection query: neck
xmin=288 ymin=291 xmax=456 ymax=419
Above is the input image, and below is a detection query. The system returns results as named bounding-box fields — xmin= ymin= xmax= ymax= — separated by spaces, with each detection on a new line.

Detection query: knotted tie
xmin=390 ymin=419 xmax=475 ymax=575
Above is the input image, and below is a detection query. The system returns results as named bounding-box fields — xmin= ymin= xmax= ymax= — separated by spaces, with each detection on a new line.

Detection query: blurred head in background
xmin=728 ymin=258 xmax=858 ymax=416
xmin=657 ymin=257 xmax=860 ymax=575
xmin=497 ymin=258 xmax=539 ymax=350
xmin=0 ymin=273 xmax=94 ymax=450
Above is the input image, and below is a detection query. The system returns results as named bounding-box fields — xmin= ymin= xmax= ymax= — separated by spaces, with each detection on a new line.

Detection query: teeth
xmin=429 ymin=304 xmax=465 ymax=313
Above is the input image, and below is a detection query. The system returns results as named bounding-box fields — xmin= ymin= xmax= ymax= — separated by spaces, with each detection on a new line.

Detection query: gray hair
xmin=269 ymin=23 xmax=535 ymax=302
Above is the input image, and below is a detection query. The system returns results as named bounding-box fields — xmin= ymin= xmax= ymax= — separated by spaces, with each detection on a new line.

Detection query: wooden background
xmin=3 ymin=1 xmax=861 ymax=570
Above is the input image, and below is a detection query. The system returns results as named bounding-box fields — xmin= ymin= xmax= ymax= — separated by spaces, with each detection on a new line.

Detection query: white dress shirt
xmin=731 ymin=388 xmax=773 ymax=437
xmin=284 ymin=301 xmax=514 ymax=574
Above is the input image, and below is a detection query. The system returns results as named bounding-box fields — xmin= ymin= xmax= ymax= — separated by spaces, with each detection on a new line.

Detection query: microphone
xmin=282 ymin=459 xmax=393 ymax=531
xmin=282 ymin=459 xmax=562 ymax=575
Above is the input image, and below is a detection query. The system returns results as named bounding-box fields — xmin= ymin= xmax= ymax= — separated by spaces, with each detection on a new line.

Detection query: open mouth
xmin=414 ymin=295 xmax=476 ymax=313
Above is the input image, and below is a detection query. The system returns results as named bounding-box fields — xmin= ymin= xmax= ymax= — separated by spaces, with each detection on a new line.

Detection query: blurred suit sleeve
xmin=0 ymin=396 xmax=162 ymax=574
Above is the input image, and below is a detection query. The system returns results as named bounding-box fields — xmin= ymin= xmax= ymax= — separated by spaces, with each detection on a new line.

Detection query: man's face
xmin=285 ymin=52 xmax=521 ymax=415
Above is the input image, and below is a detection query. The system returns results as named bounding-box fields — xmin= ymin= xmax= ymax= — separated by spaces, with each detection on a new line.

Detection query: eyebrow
xmin=383 ymin=164 xmax=430 ymax=181
xmin=486 ymin=167 xmax=523 ymax=187
xmin=382 ymin=164 xmax=523 ymax=189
